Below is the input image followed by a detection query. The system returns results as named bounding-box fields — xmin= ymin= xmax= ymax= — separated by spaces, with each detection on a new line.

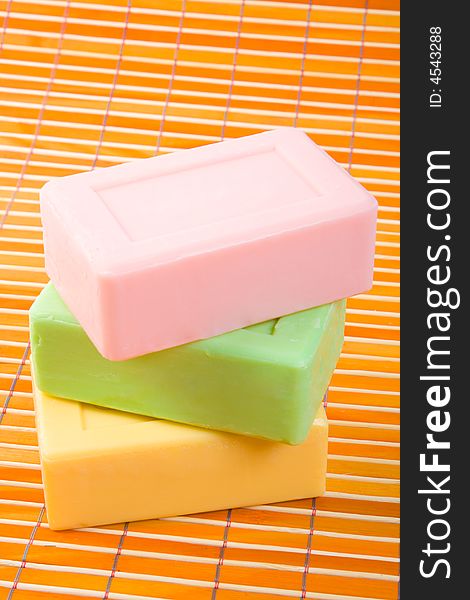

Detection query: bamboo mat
xmin=0 ymin=0 xmax=400 ymax=598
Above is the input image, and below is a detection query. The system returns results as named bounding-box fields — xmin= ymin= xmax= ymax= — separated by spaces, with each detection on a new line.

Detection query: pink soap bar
xmin=41 ymin=128 xmax=377 ymax=360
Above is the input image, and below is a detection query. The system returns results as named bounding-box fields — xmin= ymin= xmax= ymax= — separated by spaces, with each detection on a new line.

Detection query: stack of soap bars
xmin=30 ymin=128 xmax=377 ymax=530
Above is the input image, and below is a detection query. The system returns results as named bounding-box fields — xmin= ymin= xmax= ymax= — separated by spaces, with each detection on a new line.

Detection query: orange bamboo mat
xmin=0 ymin=0 xmax=400 ymax=598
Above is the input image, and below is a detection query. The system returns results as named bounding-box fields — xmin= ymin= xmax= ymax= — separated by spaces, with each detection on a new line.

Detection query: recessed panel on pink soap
xmin=40 ymin=128 xmax=377 ymax=360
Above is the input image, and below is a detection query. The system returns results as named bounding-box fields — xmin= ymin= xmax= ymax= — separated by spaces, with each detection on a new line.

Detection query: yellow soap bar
xmin=33 ymin=379 xmax=328 ymax=530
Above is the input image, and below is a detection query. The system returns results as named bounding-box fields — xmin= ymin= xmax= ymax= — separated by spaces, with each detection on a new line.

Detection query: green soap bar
xmin=30 ymin=283 xmax=345 ymax=444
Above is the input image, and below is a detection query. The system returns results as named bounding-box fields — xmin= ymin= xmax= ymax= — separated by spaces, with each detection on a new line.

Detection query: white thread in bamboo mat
xmin=0 ymin=0 xmax=399 ymax=598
